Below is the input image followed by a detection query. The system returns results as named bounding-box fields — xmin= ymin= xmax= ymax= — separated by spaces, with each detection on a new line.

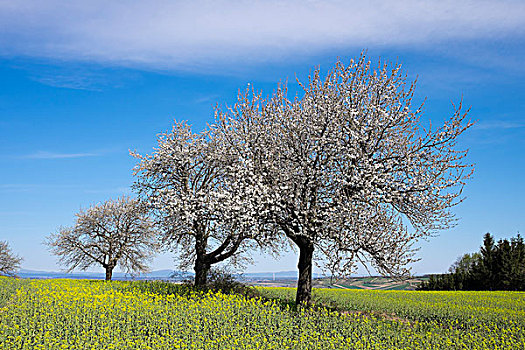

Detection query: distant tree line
xmin=418 ymin=233 xmax=525 ymax=291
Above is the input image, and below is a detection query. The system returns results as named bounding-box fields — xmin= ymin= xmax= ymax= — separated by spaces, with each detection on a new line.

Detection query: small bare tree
xmin=46 ymin=197 xmax=158 ymax=281
xmin=132 ymin=121 xmax=277 ymax=286
xmin=0 ymin=241 xmax=23 ymax=277
xmin=217 ymin=54 xmax=474 ymax=305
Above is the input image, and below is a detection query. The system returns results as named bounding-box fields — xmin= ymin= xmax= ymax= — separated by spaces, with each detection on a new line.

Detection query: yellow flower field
xmin=1 ymin=277 xmax=523 ymax=349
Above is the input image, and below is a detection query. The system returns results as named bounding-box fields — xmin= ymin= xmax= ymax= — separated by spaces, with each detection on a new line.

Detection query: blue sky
xmin=0 ymin=0 xmax=524 ymax=275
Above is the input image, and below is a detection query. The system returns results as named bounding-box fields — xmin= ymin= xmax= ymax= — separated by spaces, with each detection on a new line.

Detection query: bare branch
xmin=45 ymin=197 xmax=159 ymax=280
xmin=0 ymin=241 xmax=23 ymax=277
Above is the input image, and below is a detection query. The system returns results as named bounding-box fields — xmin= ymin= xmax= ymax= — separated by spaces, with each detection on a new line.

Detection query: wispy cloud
xmin=31 ymin=74 xmax=103 ymax=91
xmin=24 ymin=64 xmax=141 ymax=90
xmin=0 ymin=184 xmax=42 ymax=192
xmin=0 ymin=211 xmax=34 ymax=216
xmin=194 ymin=95 xmax=220 ymax=104
xmin=0 ymin=184 xmax=132 ymax=194
xmin=83 ymin=187 xmax=132 ymax=195
xmin=474 ymin=121 xmax=525 ymax=130
xmin=0 ymin=184 xmax=79 ymax=192
xmin=20 ymin=151 xmax=99 ymax=159
xmin=0 ymin=1 xmax=523 ymax=70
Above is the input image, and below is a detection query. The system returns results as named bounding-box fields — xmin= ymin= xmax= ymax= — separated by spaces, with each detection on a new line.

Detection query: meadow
xmin=0 ymin=277 xmax=523 ymax=349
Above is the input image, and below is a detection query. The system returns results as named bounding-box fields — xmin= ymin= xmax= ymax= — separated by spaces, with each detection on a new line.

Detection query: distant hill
xmin=243 ymin=275 xmax=427 ymax=290
xmin=239 ymin=271 xmax=322 ymax=279
xmin=14 ymin=270 xmax=423 ymax=290
xmin=15 ymin=269 xmax=322 ymax=281
xmin=314 ymin=276 xmax=427 ymax=290
xmin=17 ymin=269 xmax=190 ymax=280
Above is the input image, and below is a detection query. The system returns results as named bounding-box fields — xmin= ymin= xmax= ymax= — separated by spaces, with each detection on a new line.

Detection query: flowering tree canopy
xmin=0 ymin=241 xmax=23 ymax=277
xmin=132 ymin=121 xmax=278 ymax=286
xmin=217 ymin=54 xmax=474 ymax=305
xmin=46 ymin=197 xmax=158 ymax=281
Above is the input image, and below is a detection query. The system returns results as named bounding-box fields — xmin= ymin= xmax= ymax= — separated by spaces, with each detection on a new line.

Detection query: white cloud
xmin=21 ymin=151 xmax=99 ymax=159
xmin=194 ymin=94 xmax=220 ymax=104
xmin=0 ymin=183 xmax=79 ymax=192
xmin=474 ymin=121 xmax=525 ymax=130
xmin=30 ymin=74 xmax=103 ymax=91
xmin=0 ymin=0 xmax=523 ymax=70
xmin=83 ymin=187 xmax=132 ymax=195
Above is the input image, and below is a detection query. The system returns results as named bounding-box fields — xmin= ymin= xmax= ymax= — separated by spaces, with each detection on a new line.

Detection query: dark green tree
xmin=419 ymin=233 xmax=525 ymax=291
xmin=472 ymin=232 xmax=497 ymax=290
xmin=493 ymin=235 xmax=525 ymax=290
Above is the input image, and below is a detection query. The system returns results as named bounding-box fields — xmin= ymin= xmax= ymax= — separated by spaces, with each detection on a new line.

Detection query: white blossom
xmin=215 ymin=53 xmax=473 ymax=304
xmin=132 ymin=121 xmax=280 ymax=285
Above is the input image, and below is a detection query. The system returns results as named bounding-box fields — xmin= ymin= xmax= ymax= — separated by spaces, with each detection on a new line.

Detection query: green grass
xmin=332 ymin=283 xmax=363 ymax=290
xmin=258 ymin=287 xmax=525 ymax=327
xmin=381 ymin=283 xmax=410 ymax=290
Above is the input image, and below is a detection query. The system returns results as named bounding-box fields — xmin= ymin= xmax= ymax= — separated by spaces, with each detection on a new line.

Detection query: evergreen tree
xmin=495 ymin=235 xmax=525 ymax=290
xmin=479 ymin=232 xmax=496 ymax=289
xmin=419 ymin=233 xmax=524 ymax=291
xmin=511 ymin=235 xmax=525 ymax=290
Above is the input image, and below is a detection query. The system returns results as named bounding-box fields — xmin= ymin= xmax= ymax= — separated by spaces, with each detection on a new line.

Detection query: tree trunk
xmin=194 ymin=257 xmax=210 ymax=287
xmin=105 ymin=266 xmax=114 ymax=281
xmin=193 ymin=221 xmax=210 ymax=287
xmin=295 ymin=240 xmax=314 ymax=306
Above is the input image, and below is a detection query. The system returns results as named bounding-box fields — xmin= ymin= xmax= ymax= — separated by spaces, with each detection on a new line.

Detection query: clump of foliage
xmin=184 ymin=266 xmax=254 ymax=295
xmin=418 ymin=233 xmax=525 ymax=291
xmin=122 ymin=270 xmax=253 ymax=297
